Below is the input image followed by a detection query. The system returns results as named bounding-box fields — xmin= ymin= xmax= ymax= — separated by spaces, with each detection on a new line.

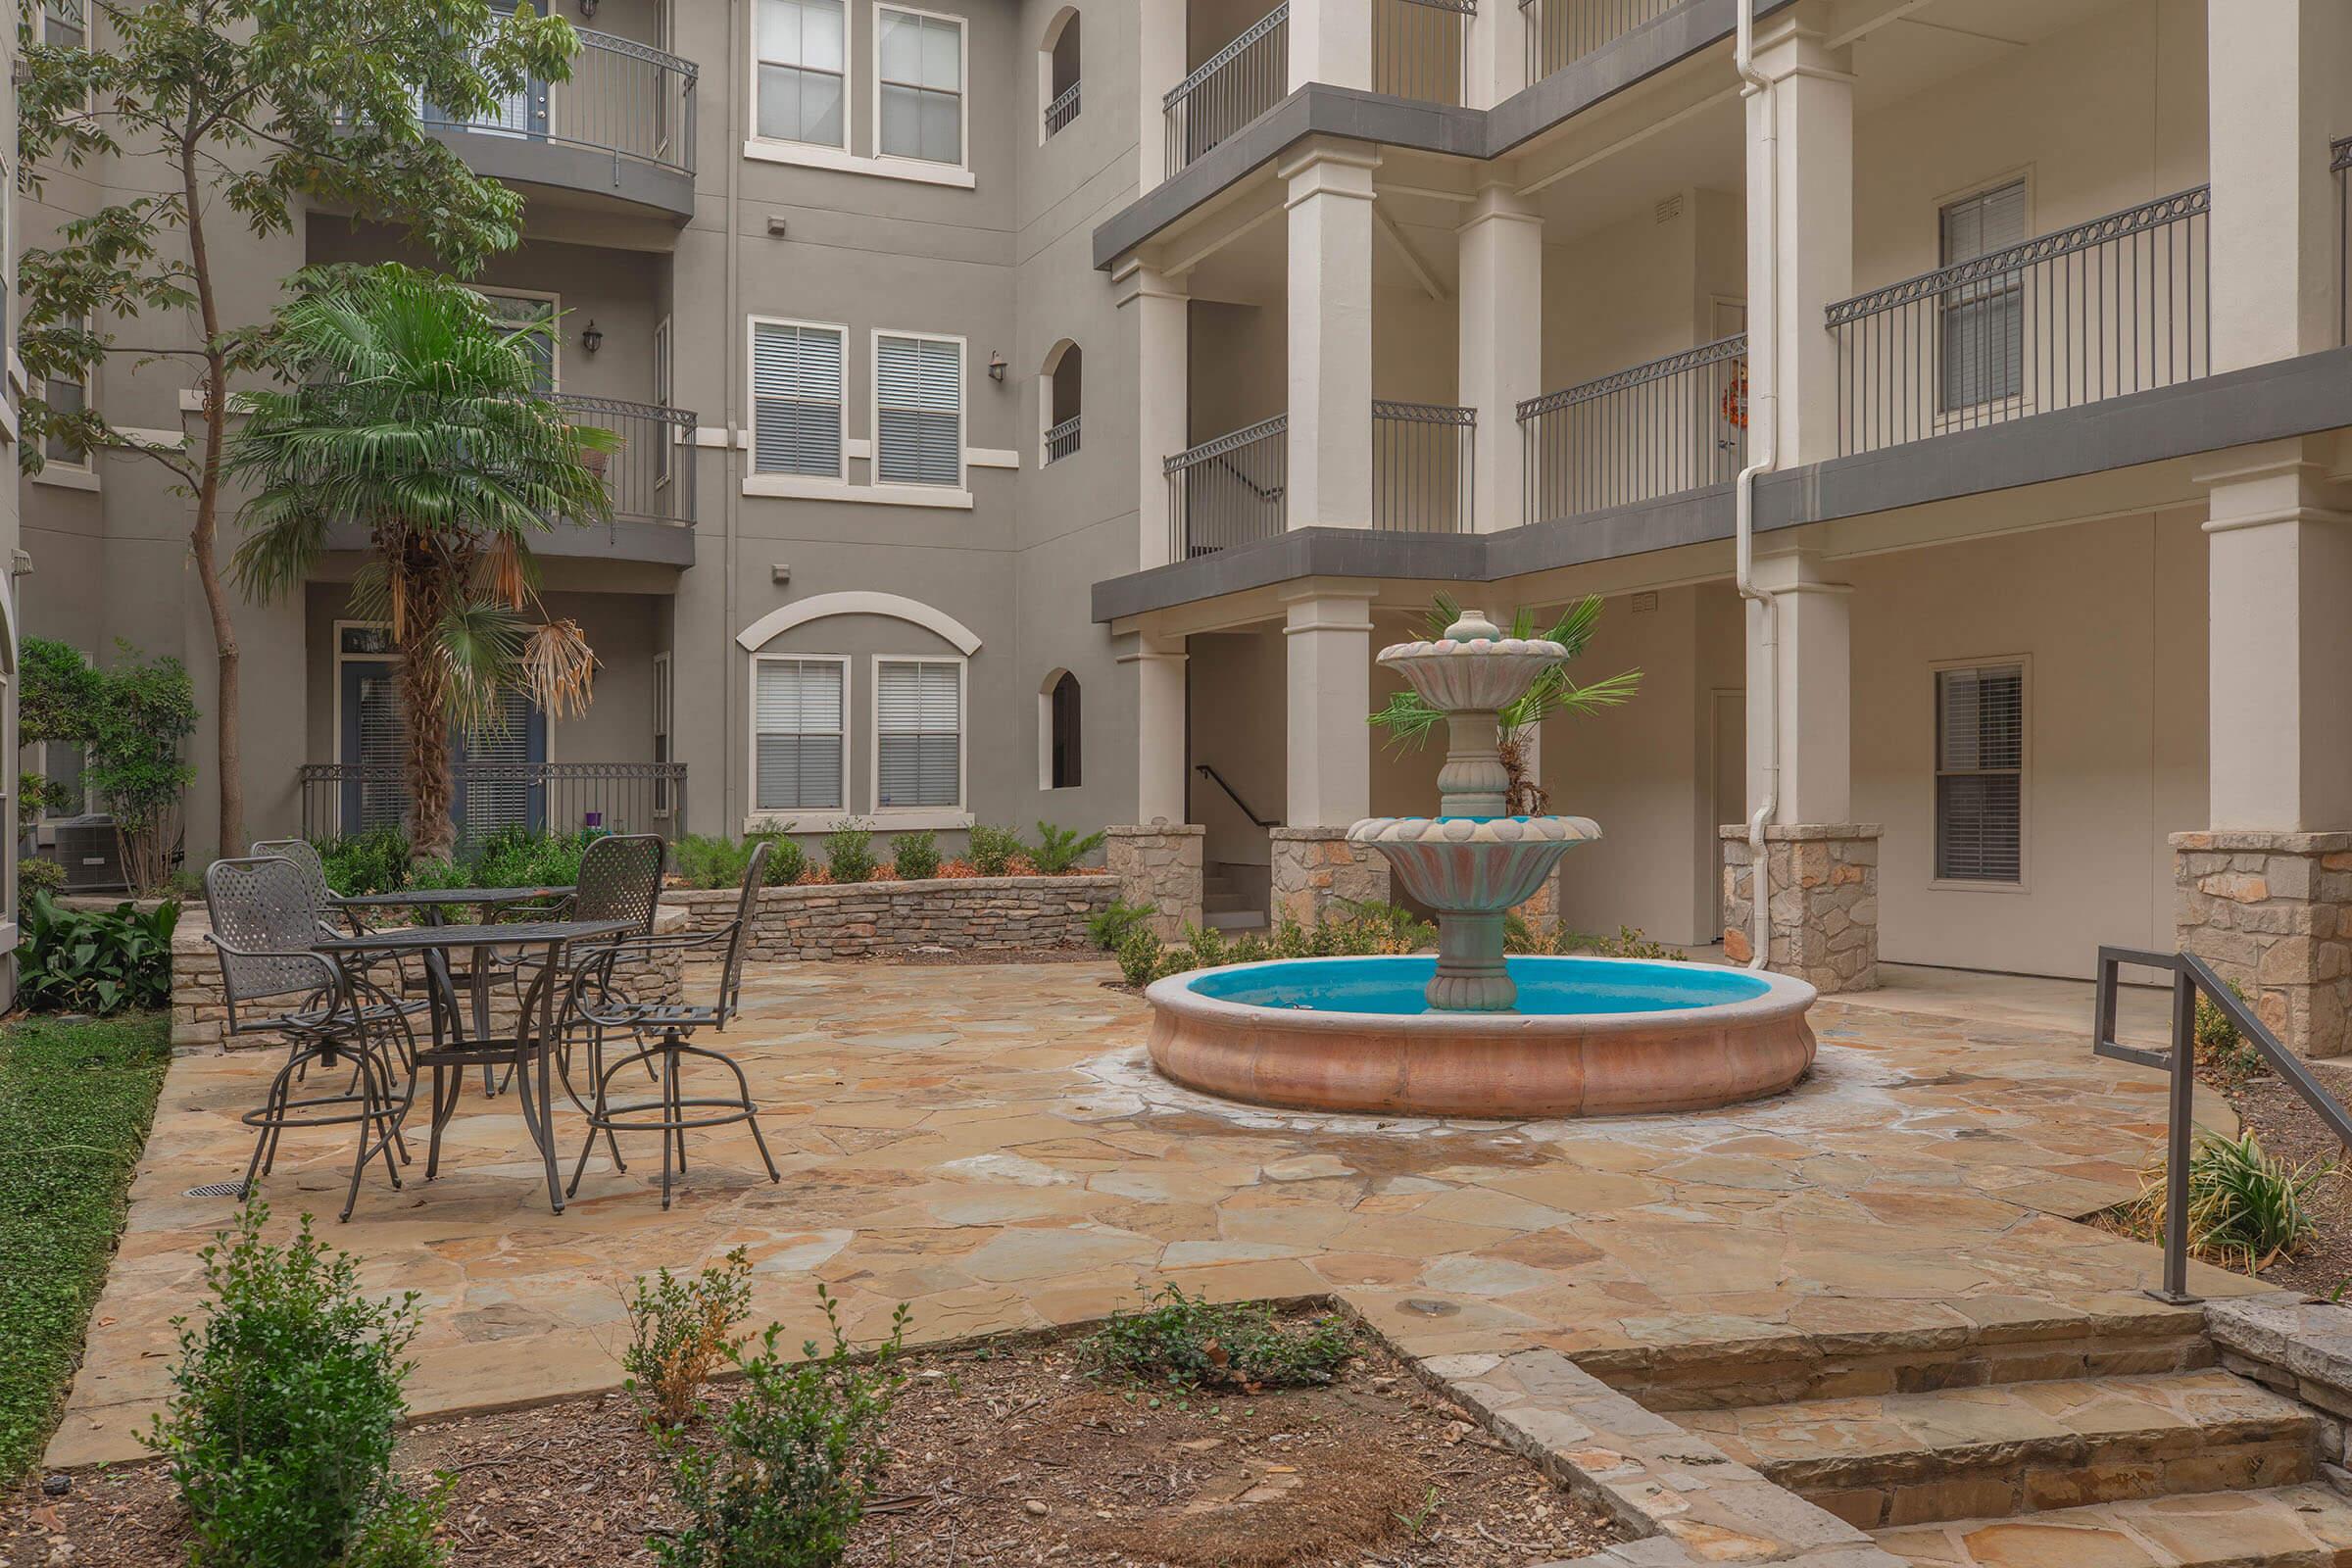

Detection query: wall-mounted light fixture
xmin=987 ymin=351 xmax=1006 ymax=382
xmin=579 ymin=319 xmax=604 ymax=357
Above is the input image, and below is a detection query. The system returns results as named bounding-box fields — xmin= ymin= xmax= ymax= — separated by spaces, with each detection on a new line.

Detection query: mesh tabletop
xmin=314 ymin=918 xmax=629 ymax=953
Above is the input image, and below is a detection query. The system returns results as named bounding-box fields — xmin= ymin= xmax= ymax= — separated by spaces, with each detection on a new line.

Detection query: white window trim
xmin=476 ymin=284 xmax=563 ymax=391
xmin=44 ymin=0 xmax=95 ymax=113
xmin=749 ymin=0 xmax=852 ymax=153
xmin=747 ymin=314 xmax=850 ymax=482
xmin=870 ymin=3 xmax=970 ymax=174
xmin=37 ymin=310 xmax=97 ymax=480
xmin=1930 ymin=170 xmax=2034 ymax=429
xmin=869 ymin=327 xmax=966 ymax=492
xmin=748 ymin=651 xmax=853 ymax=824
xmin=741 ymin=137 xmax=978 ymax=188
xmin=869 ymin=654 xmax=967 ymax=818
xmin=1928 ymin=652 xmax=2031 ymax=896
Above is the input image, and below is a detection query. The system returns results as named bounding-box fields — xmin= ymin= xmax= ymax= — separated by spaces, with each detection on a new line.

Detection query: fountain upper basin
xmin=1146 ymin=955 xmax=1817 ymax=1119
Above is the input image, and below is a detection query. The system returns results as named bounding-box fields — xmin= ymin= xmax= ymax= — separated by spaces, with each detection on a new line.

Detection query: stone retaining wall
xmin=662 ymin=873 xmax=1117 ymax=965
xmin=1103 ymin=822 xmax=1203 ymax=940
xmin=2207 ymin=1295 xmax=2352 ymax=1469
xmin=1722 ymin=824 xmax=1881 ymax=995
xmin=2173 ymin=830 xmax=2352 ymax=1058
xmin=1269 ymin=827 xmax=1391 ymax=927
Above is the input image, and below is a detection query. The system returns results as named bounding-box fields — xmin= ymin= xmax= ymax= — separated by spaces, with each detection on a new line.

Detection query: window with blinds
xmin=874 ymin=334 xmax=961 ymax=487
xmin=1938 ymin=180 xmax=2027 ymax=412
xmin=1936 ymin=663 xmax=2024 ymax=883
xmin=877 ymin=9 xmax=964 ymax=165
xmin=758 ymin=0 xmax=848 ymax=147
xmin=755 ymin=658 xmax=846 ymax=811
xmin=44 ymin=314 xmax=89 ymax=467
xmin=753 ymin=321 xmax=846 ymax=477
xmin=42 ymin=0 xmax=85 ymax=49
xmin=876 ymin=660 xmax=961 ymax=809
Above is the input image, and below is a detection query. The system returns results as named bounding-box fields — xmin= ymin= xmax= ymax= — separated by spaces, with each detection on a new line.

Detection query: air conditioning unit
xmin=36 ymin=814 xmax=128 ymax=893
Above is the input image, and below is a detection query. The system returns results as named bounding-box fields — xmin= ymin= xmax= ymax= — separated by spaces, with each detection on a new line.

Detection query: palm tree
xmin=1368 ymin=593 xmax=1642 ymax=815
xmin=230 ymin=263 xmax=616 ymax=862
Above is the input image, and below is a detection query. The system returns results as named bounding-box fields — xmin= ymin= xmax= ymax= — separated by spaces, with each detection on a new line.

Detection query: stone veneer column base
xmin=1720 ymin=824 xmax=1880 ymax=994
xmin=1270 ymin=827 xmax=1392 ymax=927
xmin=2173 ymin=830 xmax=2352 ymax=1059
xmin=1104 ymin=821 xmax=1205 ymax=940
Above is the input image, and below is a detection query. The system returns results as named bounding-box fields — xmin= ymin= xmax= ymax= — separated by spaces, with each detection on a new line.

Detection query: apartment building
xmin=19 ymin=0 xmax=2352 ymax=1053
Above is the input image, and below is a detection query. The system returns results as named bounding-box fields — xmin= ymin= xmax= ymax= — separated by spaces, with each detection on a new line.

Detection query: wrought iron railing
xmin=299 ymin=761 xmax=688 ymax=846
xmin=1166 ymin=415 xmax=1288 ymax=559
xmin=1164 ymin=5 xmax=1288 ymax=178
xmin=1519 ymin=0 xmax=1678 ymax=84
xmin=422 ymin=26 xmax=698 ymax=179
xmin=1045 ymin=78 xmax=1082 ymax=138
xmin=1372 ymin=401 xmax=1475 ymax=532
xmin=1827 ymin=186 xmax=2210 ymax=458
xmin=2335 ymin=136 xmax=2351 ymax=343
xmin=1517 ymin=334 xmax=1745 ymax=525
xmin=1045 ymin=414 xmax=1082 ymax=465
xmin=2093 ymin=945 xmax=2352 ymax=1304
xmin=1375 ymin=0 xmax=1475 ymax=106
xmin=552 ymin=393 xmax=697 ymax=526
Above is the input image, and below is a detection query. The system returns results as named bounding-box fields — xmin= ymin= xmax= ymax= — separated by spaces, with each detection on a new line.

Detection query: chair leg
xmin=660 ymin=1046 xmax=680 ymax=1210
xmin=680 ymin=1040 xmax=782 ymax=1187
xmin=424 ymin=1063 xmax=450 ymax=1181
xmin=240 ymin=1056 xmax=299 ymax=1201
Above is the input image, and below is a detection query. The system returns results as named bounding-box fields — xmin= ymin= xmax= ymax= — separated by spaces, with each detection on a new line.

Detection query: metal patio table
xmin=316 ymin=917 xmax=627 ymax=1214
xmin=331 ymin=884 xmax=575 ymax=1087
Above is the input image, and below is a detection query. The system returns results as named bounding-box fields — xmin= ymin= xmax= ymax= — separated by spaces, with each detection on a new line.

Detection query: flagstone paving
xmin=46 ymin=960 xmax=2265 ymax=1470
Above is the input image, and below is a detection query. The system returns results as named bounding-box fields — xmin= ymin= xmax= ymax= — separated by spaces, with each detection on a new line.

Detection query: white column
xmin=1747 ymin=19 xmax=1852 ymax=467
xmin=1283 ymin=141 xmax=1378 ymax=531
xmin=2207 ymin=0 xmax=2346 ymax=372
xmin=1746 ymin=548 xmax=1851 ymax=825
xmin=1125 ymin=629 xmax=1192 ymax=825
xmin=1139 ymin=0 xmax=1188 ymax=193
xmin=1116 ymin=261 xmax=1190 ymax=570
xmin=1283 ymin=588 xmax=1374 ymax=826
xmin=1456 ymin=179 xmax=1544 ymax=533
xmin=2203 ymin=442 xmax=2352 ymax=830
xmin=1287 ymin=0 xmax=1371 ymax=92
xmin=1462 ymin=0 xmax=1527 ymax=110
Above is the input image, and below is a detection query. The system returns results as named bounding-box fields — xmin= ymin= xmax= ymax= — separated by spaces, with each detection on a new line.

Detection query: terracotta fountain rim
xmin=1144 ymin=954 xmax=1818 ymax=1037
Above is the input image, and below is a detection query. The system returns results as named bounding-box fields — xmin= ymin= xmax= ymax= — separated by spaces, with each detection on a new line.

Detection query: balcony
xmin=1826 ymin=187 xmax=2210 ymax=459
xmin=1164 ymin=403 xmax=1475 ymax=558
xmin=299 ymin=761 xmax=688 ymax=845
xmin=421 ymin=26 xmax=698 ymax=224
xmin=1519 ymin=0 xmax=1680 ymax=85
xmin=1520 ymin=335 xmax=1746 ymax=526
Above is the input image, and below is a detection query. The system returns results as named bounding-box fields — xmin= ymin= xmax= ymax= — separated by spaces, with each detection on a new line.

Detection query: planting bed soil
xmin=1 ymin=1330 xmax=1617 ymax=1567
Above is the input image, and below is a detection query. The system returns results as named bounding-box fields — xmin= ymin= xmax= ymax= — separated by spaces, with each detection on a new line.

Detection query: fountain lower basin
xmin=1145 ymin=955 xmax=1817 ymax=1118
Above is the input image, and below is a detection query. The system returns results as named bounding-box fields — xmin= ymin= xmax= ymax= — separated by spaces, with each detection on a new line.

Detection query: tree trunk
xmin=181 ymin=137 xmax=243 ymax=858
xmin=398 ymin=563 xmax=460 ymax=863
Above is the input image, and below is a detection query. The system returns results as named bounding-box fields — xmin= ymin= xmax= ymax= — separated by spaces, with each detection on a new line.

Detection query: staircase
xmin=1639 ymin=1316 xmax=2352 ymax=1567
xmin=1201 ymin=860 xmax=1267 ymax=932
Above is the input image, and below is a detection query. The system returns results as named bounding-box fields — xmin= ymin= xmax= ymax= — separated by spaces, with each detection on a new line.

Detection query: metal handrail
xmin=2091 ymin=945 xmax=2352 ymax=1304
xmin=1167 ymin=5 xmax=1291 ymax=109
xmin=1826 ymin=187 xmax=2210 ymax=325
xmin=549 ymin=392 xmax=698 ymax=526
xmin=1045 ymin=78 xmax=1082 ymax=136
xmin=421 ymin=24 xmax=699 ymax=178
xmin=2332 ymin=134 xmax=2351 ymax=174
xmin=1044 ymin=414 xmax=1082 ymax=464
xmin=1197 ymin=763 xmax=1277 ymax=828
xmin=1164 ymin=414 xmax=1289 ymax=482
xmin=1518 ymin=334 xmax=1747 ymax=418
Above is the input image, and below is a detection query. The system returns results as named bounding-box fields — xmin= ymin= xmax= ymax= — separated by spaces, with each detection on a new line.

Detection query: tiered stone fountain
xmin=1145 ymin=609 xmax=1820 ymax=1119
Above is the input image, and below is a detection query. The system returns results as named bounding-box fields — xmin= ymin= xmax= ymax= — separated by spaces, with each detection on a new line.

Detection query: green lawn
xmin=0 ymin=1010 xmax=172 ymax=1481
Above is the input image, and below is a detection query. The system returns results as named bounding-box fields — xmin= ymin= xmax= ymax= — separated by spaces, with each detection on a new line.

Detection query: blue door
xmin=339 ymin=659 xmax=547 ymax=843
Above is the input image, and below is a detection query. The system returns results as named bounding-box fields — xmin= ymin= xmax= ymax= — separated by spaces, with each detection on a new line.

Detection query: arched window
xmin=1040 ymin=9 xmax=1080 ymax=140
xmin=1042 ymin=339 xmax=1082 ymax=465
xmin=1042 ymin=669 xmax=1082 ymax=789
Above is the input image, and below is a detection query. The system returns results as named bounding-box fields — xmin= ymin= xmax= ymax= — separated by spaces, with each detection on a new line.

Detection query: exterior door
xmin=339 ymin=659 xmax=548 ymax=842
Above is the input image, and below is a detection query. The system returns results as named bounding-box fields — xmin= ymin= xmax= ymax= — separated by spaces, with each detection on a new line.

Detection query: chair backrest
xmin=252 ymin=837 xmax=331 ymax=914
xmin=573 ymin=832 xmax=665 ymax=936
xmin=205 ymin=856 xmax=334 ymax=1023
xmin=713 ymin=838 xmax=772 ymax=1023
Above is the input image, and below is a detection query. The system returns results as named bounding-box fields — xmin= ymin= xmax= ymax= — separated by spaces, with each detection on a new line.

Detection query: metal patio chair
xmin=206 ymin=855 xmax=414 ymax=1222
xmin=561 ymin=838 xmax=780 ymax=1208
xmin=252 ymin=836 xmax=428 ymax=1013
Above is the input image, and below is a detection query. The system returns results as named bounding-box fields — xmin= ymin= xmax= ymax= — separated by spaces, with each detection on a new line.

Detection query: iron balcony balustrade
xmin=1517 ymin=334 xmax=1746 ymax=527
xmin=1045 ymin=414 xmax=1083 ymax=465
xmin=1166 ymin=415 xmax=1288 ymax=559
xmin=1046 ymin=78 xmax=1083 ymax=138
xmin=1519 ymin=0 xmax=1679 ymax=86
xmin=1372 ymin=401 xmax=1475 ymax=533
xmin=1826 ymin=186 xmax=2210 ymax=459
xmin=552 ymin=393 xmax=698 ymax=527
xmin=299 ymin=761 xmax=688 ymax=846
xmin=2335 ymin=135 xmax=2351 ymax=343
xmin=419 ymin=25 xmax=697 ymax=210
xmin=1374 ymin=0 xmax=1477 ymax=107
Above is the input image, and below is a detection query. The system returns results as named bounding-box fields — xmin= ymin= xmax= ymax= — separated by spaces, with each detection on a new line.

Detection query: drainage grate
xmin=183 ymin=1182 xmax=244 ymax=1198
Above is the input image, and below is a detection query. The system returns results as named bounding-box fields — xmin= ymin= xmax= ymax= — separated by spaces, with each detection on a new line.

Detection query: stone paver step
xmin=1674 ymin=1370 xmax=2316 ymax=1532
xmin=1874 ymin=1483 xmax=2352 ymax=1566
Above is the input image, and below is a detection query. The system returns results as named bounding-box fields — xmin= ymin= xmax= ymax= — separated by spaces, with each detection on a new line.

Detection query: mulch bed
xmin=1 ymin=1333 xmax=1616 ymax=1568
xmin=2210 ymin=1055 xmax=2352 ymax=1298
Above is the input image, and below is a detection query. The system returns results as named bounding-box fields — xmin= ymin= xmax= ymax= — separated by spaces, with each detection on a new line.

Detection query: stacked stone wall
xmin=664 ymin=874 xmax=1117 ymax=966
xmin=1721 ymin=824 xmax=1880 ymax=994
xmin=2173 ymin=830 xmax=2352 ymax=1059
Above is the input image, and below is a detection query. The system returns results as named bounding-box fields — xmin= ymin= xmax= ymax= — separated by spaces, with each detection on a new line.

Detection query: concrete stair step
xmin=1674 ymin=1371 xmax=2316 ymax=1532
xmin=1201 ymin=891 xmax=1254 ymax=912
xmin=1874 ymin=1482 xmax=2352 ymax=1566
xmin=1203 ymin=909 xmax=1267 ymax=931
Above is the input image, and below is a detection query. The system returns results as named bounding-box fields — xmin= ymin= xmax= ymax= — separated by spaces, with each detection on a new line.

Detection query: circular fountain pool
xmin=1146 ymin=955 xmax=1817 ymax=1118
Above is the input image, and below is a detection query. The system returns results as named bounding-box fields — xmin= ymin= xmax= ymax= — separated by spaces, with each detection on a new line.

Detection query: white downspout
xmin=1734 ymin=0 xmax=1778 ymax=971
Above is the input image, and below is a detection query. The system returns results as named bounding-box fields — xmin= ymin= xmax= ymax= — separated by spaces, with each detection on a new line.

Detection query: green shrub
xmin=654 ymin=1289 xmax=908 ymax=1568
xmin=1089 ymin=901 xmax=1155 ymax=952
xmin=17 ymin=857 xmax=66 ymax=903
xmin=19 ymin=892 xmax=176 ymax=1014
xmin=673 ymin=833 xmax=755 ymax=891
xmin=1182 ymin=924 xmax=1230 ymax=971
xmin=1116 ymin=928 xmax=1170 ymax=988
xmin=315 ymin=829 xmax=410 ymax=897
xmin=1321 ymin=899 xmax=1436 ymax=955
xmin=623 ymin=1249 xmax=754 ymax=1431
xmin=472 ymin=824 xmax=603 ymax=890
xmin=145 ymin=1203 xmax=443 ymax=1568
xmin=2138 ymin=1131 xmax=2327 ymax=1273
xmin=768 ymin=836 xmax=809 ymax=887
xmin=1085 ymin=1285 xmax=1352 ymax=1393
xmin=404 ymin=858 xmax=470 ymax=892
xmin=824 ymin=825 xmax=877 ymax=885
xmin=891 ymin=830 xmax=940 ymax=881
xmin=1503 ymin=914 xmax=1678 ymax=960
xmin=966 ymin=824 xmax=1024 ymax=877
xmin=2195 ymin=980 xmax=2263 ymax=1078
xmin=1030 ymin=821 xmax=1105 ymax=875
